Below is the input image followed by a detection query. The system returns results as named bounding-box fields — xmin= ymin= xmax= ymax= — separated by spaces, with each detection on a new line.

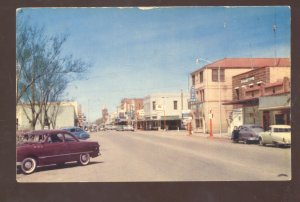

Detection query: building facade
xmin=16 ymin=101 xmax=80 ymax=131
xmin=140 ymin=92 xmax=189 ymax=130
xmin=189 ymin=58 xmax=270 ymax=134
xmin=225 ymin=58 xmax=291 ymax=131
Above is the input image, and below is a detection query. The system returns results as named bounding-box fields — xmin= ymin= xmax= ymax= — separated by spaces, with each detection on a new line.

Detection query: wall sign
xmin=241 ymin=76 xmax=255 ymax=84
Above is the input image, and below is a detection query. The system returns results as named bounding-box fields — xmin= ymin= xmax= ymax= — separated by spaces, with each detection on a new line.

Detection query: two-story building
xmin=189 ymin=58 xmax=290 ymax=134
xmin=224 ymin=58 xmax=290 ymax=131
xmin=141 ymin=92 xmax=189 ymax=130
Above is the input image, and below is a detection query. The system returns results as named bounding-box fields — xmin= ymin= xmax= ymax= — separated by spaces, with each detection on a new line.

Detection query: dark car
xmin=16 ymin=130 xmax=100 ymax=174
xmin=61 ymin=127 xmax=90 ymax=139
xmin=231 ymin=125 xmax=264 ymax=144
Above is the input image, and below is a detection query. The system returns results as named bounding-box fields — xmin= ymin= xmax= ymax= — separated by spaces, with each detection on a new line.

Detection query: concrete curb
xmin=135 ymin=129 xmax=231 ymax=140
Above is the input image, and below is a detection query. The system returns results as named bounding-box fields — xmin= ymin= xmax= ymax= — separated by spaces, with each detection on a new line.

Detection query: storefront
xmin=258 ymin=94 xmax=291 ymax=130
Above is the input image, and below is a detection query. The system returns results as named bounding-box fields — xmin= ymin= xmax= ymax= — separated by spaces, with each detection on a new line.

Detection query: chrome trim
xmin=38 ymin=151 xmax=94 ymax=159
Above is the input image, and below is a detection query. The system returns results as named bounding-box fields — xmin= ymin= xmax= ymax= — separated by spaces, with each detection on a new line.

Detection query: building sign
xmin=190 ymin=86 xmax=196 ymax=101
xmin=241 ymin=76 xmax=255 ymax=84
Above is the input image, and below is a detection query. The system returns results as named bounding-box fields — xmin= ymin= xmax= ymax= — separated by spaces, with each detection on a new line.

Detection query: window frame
xmin=173 ymin=100 xmax=178 ymax=110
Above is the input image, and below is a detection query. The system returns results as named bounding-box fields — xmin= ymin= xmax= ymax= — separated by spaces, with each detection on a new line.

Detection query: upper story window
xmin=192 ymin=75 xmax=195 ymax=85
xmin=152 ymin=101 xmax=156 ymax=110
xmin=199 ymin=71 xmax=203 ymax=83
xmin=212 ymin=69 xmax=225 ymax=82
xmin=173 ymin=101 xmax=178 ymax=110
xmin=235 ymin=88 xmax=240 ymax=100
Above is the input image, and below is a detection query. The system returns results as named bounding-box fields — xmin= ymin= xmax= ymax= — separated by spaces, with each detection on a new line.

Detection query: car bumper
xmin=248 ymin=137 xmax=259 ymax=141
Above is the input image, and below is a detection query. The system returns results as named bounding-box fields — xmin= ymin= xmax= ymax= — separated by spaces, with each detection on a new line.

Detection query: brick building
xmin=224 ymin=58 xmax=291 ymax=131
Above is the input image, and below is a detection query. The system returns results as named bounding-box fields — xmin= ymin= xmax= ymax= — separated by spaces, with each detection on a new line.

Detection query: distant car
xmin=16 ymin=130 xmax=100 ymax=174
xmin=259 ymin=125 xmax=291 ymax=147
xmin=105 ymin=125 xmax=115 ymax=130
xmin=61 ymin=127 xmax=90 ymax=139
xmin=98 ymin=126 xmax=105 ymax=131
xmin=116 ymin=125 xmax=124 ymax=131
xmin=231 ymin=125 xmax=264 ymax=144
xmin=123 ymin=125 xmax=134 ymax=131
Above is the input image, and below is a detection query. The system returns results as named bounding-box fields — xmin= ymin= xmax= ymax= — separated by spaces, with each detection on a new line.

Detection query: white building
xmin=140 ymin=92 xmax=189 ymax=130
xmin=16 ymin=101 xmax=79 ymax=131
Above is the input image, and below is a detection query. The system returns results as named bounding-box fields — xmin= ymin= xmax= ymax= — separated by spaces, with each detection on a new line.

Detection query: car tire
xmin=259 ymin=138 xmax=266 ymax=146
xmin=21 ymin=157 xmax=37 ymax=174
xmin=79 ymin=153 xmax=90 ymax=166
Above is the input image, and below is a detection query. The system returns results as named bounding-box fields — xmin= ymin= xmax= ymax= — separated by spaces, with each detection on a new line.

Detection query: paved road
xmin=17 ymin=130 xmax=291 ymax=182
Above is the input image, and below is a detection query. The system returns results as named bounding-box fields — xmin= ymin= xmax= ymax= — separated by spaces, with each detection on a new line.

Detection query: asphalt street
xmin=16 ymin=130 xmax=291 ymax=182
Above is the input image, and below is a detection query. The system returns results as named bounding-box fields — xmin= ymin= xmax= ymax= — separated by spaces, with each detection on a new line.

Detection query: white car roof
xmin=270 ymin=125 xmax=291 ymax=128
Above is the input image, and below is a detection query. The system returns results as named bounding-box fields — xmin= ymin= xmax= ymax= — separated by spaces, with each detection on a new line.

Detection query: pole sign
xmin=190 ymin=86 xmax=196 ymax=101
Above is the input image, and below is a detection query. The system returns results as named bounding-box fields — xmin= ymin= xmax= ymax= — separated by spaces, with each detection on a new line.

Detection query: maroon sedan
xmin=16 ymin=130 xmax=100 ymax=174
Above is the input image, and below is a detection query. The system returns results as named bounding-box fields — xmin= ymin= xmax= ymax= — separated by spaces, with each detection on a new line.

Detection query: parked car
xmin=231 ymin=125 xmax=264 ymax=144
xmin=123 ymin=125 xmax=134 ymax=131
xmin=61 ymin=127 xmax=90 ymax=139
xmin=16 ymin=130 xmax=100 ymax=174
xmin=259 ymin=125 xmax=291 ymax=147
xmin=116 ymin=125 xmax=124 ymax=131
xmin=105 ymin=124 xmax=115 ymax=130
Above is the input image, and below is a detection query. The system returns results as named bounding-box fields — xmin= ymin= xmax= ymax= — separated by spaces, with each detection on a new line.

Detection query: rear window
xmin=274 ymin=128 xmax=291 ymax=132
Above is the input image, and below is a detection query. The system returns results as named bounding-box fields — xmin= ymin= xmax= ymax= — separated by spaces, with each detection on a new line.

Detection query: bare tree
xmin=17 ymin=13 xmax=89 ymax=130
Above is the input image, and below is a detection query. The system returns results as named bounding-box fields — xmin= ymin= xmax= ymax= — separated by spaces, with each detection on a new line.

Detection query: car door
xmin=238 ymin=126 xmax=246 ymax=140
xmin=38 ymin=133 xmax=66 ymax=165
xmin=263 ymin=128 xmax=272 ymax=144
xmin=63 ymin=133 xmax=82 ymax=162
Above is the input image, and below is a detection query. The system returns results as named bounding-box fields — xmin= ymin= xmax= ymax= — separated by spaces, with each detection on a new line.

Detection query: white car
xmin=123 ymin=125 xmax=134 ymax=131
xmin=258 ymin=125 xmax=291 ymax=147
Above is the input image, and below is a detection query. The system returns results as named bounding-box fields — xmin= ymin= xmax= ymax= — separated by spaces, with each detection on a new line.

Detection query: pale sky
xmin=17 ymin=7 xmax=290 ymax=122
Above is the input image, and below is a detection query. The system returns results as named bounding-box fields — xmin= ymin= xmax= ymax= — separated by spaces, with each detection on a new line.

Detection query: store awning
xmin=258 ymin=94 xmax=290 ymax=110
xmin=223 ymin=98 xmax=258 ymax=105
xmin=160 ymin=116 xmax=181 ymax=121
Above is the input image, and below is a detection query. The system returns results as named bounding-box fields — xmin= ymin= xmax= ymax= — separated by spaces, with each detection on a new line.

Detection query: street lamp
xmin=196 ymin=58 xmax=222 ymax=136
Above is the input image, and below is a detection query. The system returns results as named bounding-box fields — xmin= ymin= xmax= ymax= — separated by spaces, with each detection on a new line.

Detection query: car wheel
xmin=21 ymin=157 xmax=37 ymax=174
xmin=79 ymin=153 xmax=90 ymax=166
xmin=259 ymin=137 xmax=266 ymax=146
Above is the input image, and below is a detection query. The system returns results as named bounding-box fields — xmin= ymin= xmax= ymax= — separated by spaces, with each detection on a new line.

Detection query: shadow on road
xmin=17 ymin=161 xmax=104 ymax=175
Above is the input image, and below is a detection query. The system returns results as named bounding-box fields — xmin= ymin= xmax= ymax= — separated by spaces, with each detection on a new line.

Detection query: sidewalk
xmin=135 ymin=129 xmax=231 ymax=140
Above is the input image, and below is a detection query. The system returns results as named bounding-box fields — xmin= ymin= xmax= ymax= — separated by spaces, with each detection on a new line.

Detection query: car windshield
xmin=249 ymin=126 xmax=263 ymax=132
xmin=274 ymin=128 xmax=291 ymax=132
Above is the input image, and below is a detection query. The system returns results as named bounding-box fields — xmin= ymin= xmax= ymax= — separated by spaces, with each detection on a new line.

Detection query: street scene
xmin=16 ymin=7 xmax=291 ymax=182
xmin=17 ymin=130 xmax=291 ymax=182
